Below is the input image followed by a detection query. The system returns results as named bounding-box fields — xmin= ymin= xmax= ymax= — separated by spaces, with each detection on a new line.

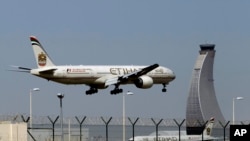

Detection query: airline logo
xmin=206 ymin=128 xmax=211 ymax=135
xmin=38 ymin=52 xmax=46 ymax=67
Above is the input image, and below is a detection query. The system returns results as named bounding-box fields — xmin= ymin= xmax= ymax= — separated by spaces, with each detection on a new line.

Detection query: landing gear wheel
xmin=162 ymin=83 xmax=167 ymax=93
xmin=119 ymin=89 xmax=123 ymax=93
xmin=162 ymin=88 xmax=167 ymax=92
xmin=85 ymin=87 xmax=98 ymax=95
xmin=110 ymin=84 xmax=123 ymax=95
xmin=110 ymin=88 xmax=123 ymax=95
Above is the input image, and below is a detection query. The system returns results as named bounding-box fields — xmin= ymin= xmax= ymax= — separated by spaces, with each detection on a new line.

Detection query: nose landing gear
xmin=162 ymin=83 xmax=167 ymax=92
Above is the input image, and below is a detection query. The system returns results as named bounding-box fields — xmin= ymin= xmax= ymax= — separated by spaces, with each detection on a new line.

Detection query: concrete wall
xmin=0 ymin=121 xmax=27 ymax=141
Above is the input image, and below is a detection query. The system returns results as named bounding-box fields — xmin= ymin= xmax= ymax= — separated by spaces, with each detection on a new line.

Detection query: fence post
xmin=21 ymin=115 xmax=30 ymax=123
xmin=48 ymin=116 xmax=59 ymax=141
xmin=173 ymin=119 xmax=185 ymax=141
xmin=219 ymin=120 xmax=230 ymax=141
xmin=128 ymin=117 xmax=139 ymax=141
xmin=12 ymin=115 xmax=19 ymax=121
xmin=101 ymin=117 xmax=112 ymax=141
xmin=151 ymin=118 xmax=163 ymax=141
xmin=21 ymin=115 xmax=36 ymax=141
xmin=197 ymin=120 xmax=208 ymax=141
xmin=75 ymin=116 xmax=87 ymax=141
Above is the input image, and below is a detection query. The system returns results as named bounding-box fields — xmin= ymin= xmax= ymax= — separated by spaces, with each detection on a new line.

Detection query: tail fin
xmin=30 ymin=36 xmax=55 ymax=68
xmin=202 ymin=117 xmax=215 ymax=136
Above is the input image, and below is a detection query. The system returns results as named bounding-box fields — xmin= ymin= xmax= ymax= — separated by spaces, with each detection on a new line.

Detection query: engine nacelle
xmin=134 ymin=76 xmax=153 ymax=89
xmin=94 ymin=77 xmax=109 ymax=89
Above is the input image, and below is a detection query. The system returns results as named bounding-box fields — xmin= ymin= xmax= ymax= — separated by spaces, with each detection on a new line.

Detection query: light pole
xmin=30 ymin=88 xmax=40 ymax=129
xmin=57 ymin=93 xmax=64 ymax=141
xmin=232 ymin=97 xmax=244 ymax=125
xmin=123 ymin=91 xmax=133 ymax=141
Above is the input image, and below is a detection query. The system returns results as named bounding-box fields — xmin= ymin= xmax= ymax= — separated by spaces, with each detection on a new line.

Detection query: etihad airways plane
xmin=13 ymin=36 xmax=175 ymax=95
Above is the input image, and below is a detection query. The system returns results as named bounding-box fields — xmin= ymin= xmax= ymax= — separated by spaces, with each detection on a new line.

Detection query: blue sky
xmin=0 ymin=1 xmax=250 ymax=121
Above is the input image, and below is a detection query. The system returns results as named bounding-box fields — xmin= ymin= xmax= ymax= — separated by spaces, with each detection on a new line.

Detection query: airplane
xmin=129 ymin=117 xmax=221 ymax=141
xmin=12 ymin=36 xmax=175 ymax=95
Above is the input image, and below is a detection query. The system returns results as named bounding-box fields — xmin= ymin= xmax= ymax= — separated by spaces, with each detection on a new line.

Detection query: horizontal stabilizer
xmin=7 ymin=69 xmax=30 ymax=73
xmin=10 ymin=65 xmax=31 ymax=70
xmin=9 ymin=65 xmax=31 ymax=73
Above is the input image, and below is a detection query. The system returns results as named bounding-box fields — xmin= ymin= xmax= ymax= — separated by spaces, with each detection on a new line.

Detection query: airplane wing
xmin=105 ymin=63 xmax=159 ymax=86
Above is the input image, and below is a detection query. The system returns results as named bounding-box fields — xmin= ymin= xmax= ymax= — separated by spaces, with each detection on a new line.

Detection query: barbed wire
xmin=1 ymin=114 xmax=249 ymax=128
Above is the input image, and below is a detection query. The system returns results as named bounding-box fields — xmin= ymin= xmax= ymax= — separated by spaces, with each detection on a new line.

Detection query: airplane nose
xmin=169 ymin=70 xmax=176 ymax=80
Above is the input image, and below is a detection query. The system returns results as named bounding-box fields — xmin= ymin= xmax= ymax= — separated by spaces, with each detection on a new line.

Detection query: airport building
xmin=186 ymin=44 xmax=225 ymax=134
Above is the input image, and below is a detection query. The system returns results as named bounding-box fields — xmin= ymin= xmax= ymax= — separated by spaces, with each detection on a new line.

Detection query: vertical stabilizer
xmin=202 ymin=117 xmax=214 ymax=136
xmin=30 ymin=36 xmax=55 ymax=68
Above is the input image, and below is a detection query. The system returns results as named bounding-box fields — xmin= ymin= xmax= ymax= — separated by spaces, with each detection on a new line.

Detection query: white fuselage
xmin=17 ymin=36 xmax=176 ymax=94
xmin=31 ymin=65 xmax=175 ymax=88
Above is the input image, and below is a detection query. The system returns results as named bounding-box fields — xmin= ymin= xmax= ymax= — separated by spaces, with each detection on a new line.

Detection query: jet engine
xmin=134 ymin=75 xmax=153 ymax=89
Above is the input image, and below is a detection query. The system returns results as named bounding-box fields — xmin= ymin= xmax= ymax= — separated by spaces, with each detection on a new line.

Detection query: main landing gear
xmin=110 ymin=85 xmax=123 ymax=95
xmin=162 ymin=83 xmax=167 ymax=92
xmin=86 ymin=87 xmax=98 ymax=95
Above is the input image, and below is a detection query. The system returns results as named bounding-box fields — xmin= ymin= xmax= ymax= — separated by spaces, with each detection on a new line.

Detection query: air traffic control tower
xmin=186 ymin=44 xmax=225 ymax=135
